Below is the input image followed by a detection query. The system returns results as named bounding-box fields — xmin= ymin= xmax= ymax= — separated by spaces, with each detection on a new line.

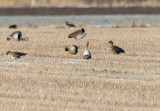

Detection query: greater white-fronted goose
xmin=83 ymin=41 xmax=91 ymax=59
xmin=6 ymin=51 xmax=27 ymax=59
xmin=68 ymin=28 xmax=87 ymax=39
xmin=65 ymin=21 xmax=76 ymax=29
xmin=107 ymin=41 xmax=125 ymax=54
xmin=65 ymin=45 xmax=78 ymax=56
xmin=7 ymin=31 xmax=28 ymax=41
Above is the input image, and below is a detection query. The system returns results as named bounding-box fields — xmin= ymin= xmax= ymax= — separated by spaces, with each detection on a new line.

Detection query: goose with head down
xmin=65 ymin=45 xmax=78 ymax=56
xmin=83 ymin=41 xmax=91 ymax=59
xmin=107 ymin=41 xmax=125 ymax=54
xmin=68 ymin=28 xmax=87 ymax=39
xmin=65 ymin=21 xmax=76 ymax=29
xmin=9 ymin=24 xmax=17 ymax=29
xmin=7 ymin=31 xmax=28 ymax=41
xmin=6 ymin=51 xmax=27 ymax=59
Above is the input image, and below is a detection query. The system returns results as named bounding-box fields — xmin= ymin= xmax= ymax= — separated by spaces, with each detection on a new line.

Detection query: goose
xmin=65 ymin=45 xmax=78 ymax=56
xmin=107 ymin=41 xmax=125 ymax=54
xmin=7 ymin=31 xmax=28 ymax=41
xmin=68 ymin=28 xmax=87 ymax=39
xmin=65 ymin=21 xmax=76 ymax=29
xmin=9 ymin=24 xmax=17 ymax=29
xmin=6 ymin=51 xmax=27 ymax=59
xmin=83 ymin=41 xmax=91 ymax=59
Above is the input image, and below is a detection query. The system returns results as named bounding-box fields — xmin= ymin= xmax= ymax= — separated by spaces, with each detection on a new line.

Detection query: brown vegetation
xmin=150 ymin=22 xmax=159 ymax=28
xmin=1 ymin=0 xmax=160 ymax=7
xmin=131 ymin=21 xmax=137 ymax=28
xmin=0 ymin=28 xmax=159 ymax=110
xmin=121 ymin=23 xmax=130 ymax=28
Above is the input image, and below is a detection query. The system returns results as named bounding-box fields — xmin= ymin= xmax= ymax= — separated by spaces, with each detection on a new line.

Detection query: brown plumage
xmin=65 ymin=45 xmax=78 ymax=55
xmin=6 ymin=51 xmax=27 ymax=59
xmin=107 ymin=41 xmax=125 ymax=54
xmin=68 ymin=28 xmax=87 ymax=39
xmin=19 ymin=37 xmax=29 ymax=41
xmin=65 ymin=21 xmax=76 ymax=28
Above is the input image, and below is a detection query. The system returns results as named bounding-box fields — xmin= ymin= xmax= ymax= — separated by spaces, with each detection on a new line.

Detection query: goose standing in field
xmin=6 ymin=51 xmax=27 ymax=59
xmin=9 ymin=24 xmax=17 ymax=29
xmin=107 ymin=41 xmax=125 ymax=54
xmin=7 ymin=31 xmax=28 ymax=41
xmin=65 ymin=45 xmax=78 ymax=56
xmin=65 ymin=21 xmax=76 ymax=29
xmin=83 ymin=41 xmax=91 ymax=59
xmin=68 ymin=28 xmax=87 ymax=39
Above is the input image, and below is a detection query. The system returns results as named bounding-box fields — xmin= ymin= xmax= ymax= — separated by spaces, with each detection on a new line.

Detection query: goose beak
xmin=66 ymin=52 xmax=70 ymax=56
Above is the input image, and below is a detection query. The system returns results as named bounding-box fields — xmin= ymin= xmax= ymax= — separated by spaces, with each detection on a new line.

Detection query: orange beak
xmin=66 ymin=52 xmax=70 ymax=56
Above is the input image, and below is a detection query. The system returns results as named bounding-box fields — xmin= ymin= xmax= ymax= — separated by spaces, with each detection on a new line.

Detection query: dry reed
xmin=1 ymin=0 xmax=160 ymax=7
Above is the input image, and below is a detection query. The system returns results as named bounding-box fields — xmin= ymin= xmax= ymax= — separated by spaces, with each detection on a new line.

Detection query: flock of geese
xmin=6 ymin=21 xmax=125 ymax=59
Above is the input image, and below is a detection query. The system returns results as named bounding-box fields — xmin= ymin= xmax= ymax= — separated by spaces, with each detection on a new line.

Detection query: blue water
xmin=0 ymin=15 xmax=160 ymax=28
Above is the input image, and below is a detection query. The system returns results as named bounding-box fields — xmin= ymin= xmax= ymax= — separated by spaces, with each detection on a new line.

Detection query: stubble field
xmin=0 ymin=28 xmax=160 ymax=111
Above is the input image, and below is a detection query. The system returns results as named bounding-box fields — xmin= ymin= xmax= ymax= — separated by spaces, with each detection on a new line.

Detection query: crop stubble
xmin=0 ymin=28 xmax=159 ymax=111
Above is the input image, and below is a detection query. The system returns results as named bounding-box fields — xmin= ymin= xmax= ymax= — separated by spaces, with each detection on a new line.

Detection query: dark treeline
xmin=1 ymin=7 xmax=160 ymax=16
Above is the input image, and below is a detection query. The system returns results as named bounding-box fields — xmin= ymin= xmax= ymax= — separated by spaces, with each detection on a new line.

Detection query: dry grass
xmin=150 ymin=22 xmax=159 ymax=28
xmin=131 ymin=21 xmax=137 ymax=28
xmin=0 ymin=28 xmax=160 ymax=111
xmin=121 ymin=23 xmax=130 ymax=28
xmin=1 ymin=0 xmax=160 ymax=7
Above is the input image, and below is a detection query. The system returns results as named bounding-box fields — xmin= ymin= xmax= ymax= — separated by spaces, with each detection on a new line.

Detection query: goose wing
xmin=68 ymin=24 xmax=76 ymax=27
xmin=113 ymin=46 xmax=125 ymax=54
xmin=68 ymin=30 xmax=81 ymax=38
xmin=9 ymin=25 xmax=17 ymax=29
xmin=13 ymin=52 xmax=27 ymax=56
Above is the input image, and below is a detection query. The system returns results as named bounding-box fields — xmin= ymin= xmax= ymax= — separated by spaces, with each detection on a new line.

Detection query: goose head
xmin=65 ymin=46 xmax=69 ymax=51
xmin=109 ymin=41 xmax=114 ymax=45
xmin=107 ymin=40 xmax=114 ymax=46
xmin=65 ymin=45 xmax=79 ymax=56
xmin=65 ymin=21 xmax=69 ymax=25
xmin=7 ymin=37 xmax=11 ymax=41
xmin=65 ymin=46 xmax=70 ymax=56
xmin=6 ymin=51 xmax=11 ymax=55
xmin=81 ymin=28 xmax=85 ymax=33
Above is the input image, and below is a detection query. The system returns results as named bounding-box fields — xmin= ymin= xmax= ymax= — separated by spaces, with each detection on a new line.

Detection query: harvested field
xmin=0 ymin=28 xmax=160 ymax=111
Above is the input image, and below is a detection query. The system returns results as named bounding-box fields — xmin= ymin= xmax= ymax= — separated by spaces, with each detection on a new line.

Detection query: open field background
xmin=0 ymin=28 xmax=160 ymax=110
xmin=1 ymin=0 xmax=160 ymax=7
